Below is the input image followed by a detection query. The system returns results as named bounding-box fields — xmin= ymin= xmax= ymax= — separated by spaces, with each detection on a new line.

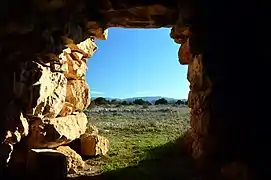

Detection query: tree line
xmin=91 ymin=97 xmax=188 ymax=106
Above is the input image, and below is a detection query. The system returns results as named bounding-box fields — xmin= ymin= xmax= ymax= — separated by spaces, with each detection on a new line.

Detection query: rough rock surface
xmin=58 ymin=102 xmax=75 ymax=117
xmin=56 ymin=146 xmax=85 ymax=174
xmin=63 ymin=52 xmax=88 ymax=80
xmin=80 ymin=134 xmax=109 ymax=156
xmin=65 ymin=124 xmax=99 ymax=156
xmin=4 ymin=102 xmax=29 ymax=145
xmin=16 ymin=61 xmax=67 ymax=119
xmin=61 ymin=38 xmax=97 ymax=80
xmin=27 ymin=112 xmax=88 ymax=148
xmin=66 ymin=80 xmax=90 ymax=111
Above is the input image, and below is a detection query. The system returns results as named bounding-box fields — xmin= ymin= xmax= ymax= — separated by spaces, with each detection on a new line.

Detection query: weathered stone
xmin=16 ymin=62 xmax=67 ymax=118
xmin=4 ymin=101 xmax=29 ymax=145
xmin=27 ymin=112 xmax=88 ymax=148
xmin=76 ymin=38 xmax=97 ymax=58
xmin=4 ymin=114 xmax=28 ymax=145
xmin=178 ymin=38 xmax=193 ymax=65
xmin=50 ymin=54 xmax=69 ymax=73
xmin=65 ymin=44 xmax=88 ymax=58
xmin=187 ymin=55 xmax=212 ymax=90
xmin=70 ymin=52 xmax=84 ymax=61
xmin=50 ymin=62 xmax=69 ymax=73
xmin=26 ymin=149 xmax=68 ymax=180
xmin=66 ymin=80 xmax=90 ymax=111
xmin=190 ymin=108 xmax=210 ymax=135
xmin=62 ymin=52 xmax=88 ymax=80
xmin=188 ymin=89 xmax=211 ymax=110
xmin=56 ymin=146 xmax=85 ymax=174
xmin=170 ymin=26 xmax=188 ymax=44
xmin=58 ymin=102 xmax=75 ymax=117
xmin=85 ymin=22 xmax=108 ymax=40
xmin=191 ymin=133 xmax=215 ymax=164
xmin=80 ymin=134 xmax=109 ymax=156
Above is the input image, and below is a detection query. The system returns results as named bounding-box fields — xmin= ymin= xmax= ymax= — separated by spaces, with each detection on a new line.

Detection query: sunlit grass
xmin=85 ymin=106 xmax=190 ymax=173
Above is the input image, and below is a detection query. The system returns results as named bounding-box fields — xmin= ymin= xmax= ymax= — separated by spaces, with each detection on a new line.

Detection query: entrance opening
xmin=83 ymin=28 xmax=195 ymax=179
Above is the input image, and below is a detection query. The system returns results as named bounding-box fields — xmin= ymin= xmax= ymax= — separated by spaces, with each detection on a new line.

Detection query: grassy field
xmin=83 ymin=105 xmax=198 ymax=180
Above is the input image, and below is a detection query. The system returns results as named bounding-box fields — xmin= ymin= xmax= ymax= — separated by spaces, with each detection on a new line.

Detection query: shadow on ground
xmin=69 ymin=134 xmax=200 ymax=180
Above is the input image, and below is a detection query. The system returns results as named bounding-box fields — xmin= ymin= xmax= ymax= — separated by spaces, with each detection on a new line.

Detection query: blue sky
xmin=86 ymin=28 xmax=189 ymax=99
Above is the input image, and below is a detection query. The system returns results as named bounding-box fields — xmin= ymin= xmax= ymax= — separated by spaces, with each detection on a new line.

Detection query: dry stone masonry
xmin=0 ymin=25 xmax=108 ymax=177
xmin=0 ymin=0 xmax=270 ymax=179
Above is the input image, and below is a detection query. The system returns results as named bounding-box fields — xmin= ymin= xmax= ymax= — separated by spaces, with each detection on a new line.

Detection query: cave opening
xmin=83 ymin=27 xmax=193 ymax=178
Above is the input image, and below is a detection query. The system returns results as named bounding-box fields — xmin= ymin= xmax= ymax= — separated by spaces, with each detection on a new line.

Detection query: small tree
xmin=175 ymin=100 xmax=184 ymax=105
xmin=93 ymin=97 xmax=108 ymax=105
xmin=154 ymin=98 xmax=168 ymax=105
xmin=121 ymin=101 xmax=128 ymax=105
xmin=133 ymin=99 xmax=146 ymax=105
xmin=111 ymin=99 xmax=117 ymax=104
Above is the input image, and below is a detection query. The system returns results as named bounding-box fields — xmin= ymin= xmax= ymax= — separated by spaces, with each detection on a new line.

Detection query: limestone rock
xmin=70 ymin=52 xmax=84 ymax=61
xmin=27 ymin=112 xmax=88 ymax=148
xmin=4 ymin=101 xmax=29 ymax=145
xmin=170 ymin=27 xmax=186 ymax=44
xmin=26 ymin=149 xmax=68 ymax=180
xmin=66 ymin=80 xmax=90 ymax=111
xmin=178 ymin=38 xmax=193 ymax=65
xmin=80 ymin=134 xmax=109 ymax=156
xmin=50 ymin=54 xmax=69 ymax=73
xmin=76 ymin=38 xmax=97 ymax=57
xmin=56 ymin=146 xmax=85 ymax=174
xmin=61 ymin=52 xmax=88 ymax=80
xmin=58 ymin=102 xmax=75 ymax=117
xmin=17 ymin=61 xmax=67 ymax=118
xmin=188 ymin=89 xmax=212 ymax=136
xmin=85 ymin=22 xmax=108 ymax=40
xmin=191 ymin=133 xmax=215 ymax=167
xmin=190 ymin=108 xmax=210 ymax=135
xmin=187 ymin=55 xmax=212 ymax=90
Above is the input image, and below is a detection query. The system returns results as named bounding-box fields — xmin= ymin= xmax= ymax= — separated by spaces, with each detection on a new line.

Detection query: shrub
xmin=154 ymin=98 xmax=168 ymax=105
xmin=121 ymin=101 xmax=128 ymax=105
xmin=133 ymin=99 xmax=146 ymax=105
xmin=93 ymin=97 xmax=109 ymax=105
xmin=175 ymin=100 xmax=184 ymax=105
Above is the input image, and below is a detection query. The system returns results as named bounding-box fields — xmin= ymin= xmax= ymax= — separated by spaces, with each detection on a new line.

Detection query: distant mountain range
xmin=92 ymin=96 xmax=187 ymax=103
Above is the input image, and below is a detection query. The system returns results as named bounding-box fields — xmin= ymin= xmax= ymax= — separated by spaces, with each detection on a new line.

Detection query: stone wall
xmin=0 ymin=36 xmax=100 ymax=173
xmin=0 ymin=1 xmax=181 ymax=177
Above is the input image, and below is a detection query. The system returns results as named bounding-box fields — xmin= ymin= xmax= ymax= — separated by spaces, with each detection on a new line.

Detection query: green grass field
xmin=83 ymin=105 xmax=198 ymax=180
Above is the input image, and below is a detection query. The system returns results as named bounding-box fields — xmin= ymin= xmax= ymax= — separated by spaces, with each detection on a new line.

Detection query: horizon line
xmin=91 ymin=95 xmax=188 ymax=100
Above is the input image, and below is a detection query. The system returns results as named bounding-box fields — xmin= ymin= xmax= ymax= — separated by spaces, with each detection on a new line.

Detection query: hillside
xmin=92 ymin=96 xmax=187 ymax=103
